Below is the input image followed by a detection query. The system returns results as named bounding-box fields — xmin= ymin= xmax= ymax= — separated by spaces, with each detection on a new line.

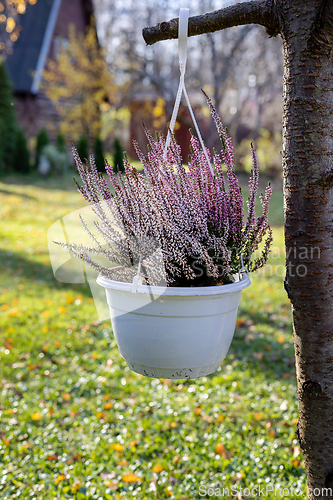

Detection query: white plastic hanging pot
xmin=97 ymin=272 xmax=251 ymax=379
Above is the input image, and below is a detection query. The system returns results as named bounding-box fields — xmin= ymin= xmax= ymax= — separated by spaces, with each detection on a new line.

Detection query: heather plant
xmin=58 ymin=95 xmax=272 ymax=287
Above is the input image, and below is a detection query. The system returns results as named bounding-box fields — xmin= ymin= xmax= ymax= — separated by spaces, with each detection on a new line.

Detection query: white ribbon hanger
xmin=163 ymin=8 xmax=214 ymax=177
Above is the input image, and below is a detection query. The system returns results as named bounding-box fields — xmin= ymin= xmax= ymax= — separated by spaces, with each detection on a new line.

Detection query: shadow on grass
xmin=0 ymin=172 xmax=78 ymax=191
xmin=0 ymin=248 xmax=93 ymax=297
xmin=0 ymin=187 xmax=36 ymax=199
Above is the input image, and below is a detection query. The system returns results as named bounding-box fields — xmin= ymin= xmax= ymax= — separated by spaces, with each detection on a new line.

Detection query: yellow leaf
xmin=253 ymin=412 xmax=263 ymax=421
xmin=66 ymin=296 xmax=74 ymax=304
xmin=42 ymin=327 xmax=49 ymax=333
xmin=117 ymin=460 xmax=128 ymax=466
xmin=71 ymin=482 xmax=81 ymax=492
xmin=62 ymin=392 xmax=71 ymax=401
xmin=152 ymin=464 xmax=164 ymax=473
xmin=292 ymin=460 xmax=300 ymax=467
xmin=31 ymin=412 xmax=42 ymax=421
xmin=129 ymin=440 xmax=137 ymax=447
xmin=54 ymin=341 xmax=60 ymax=347
xmin=112 ymin=443 xmax=124 ymax=452
xmin=104 ymin=394 xmax=110 ymax=401
xmin=215 ymin=443 xmax=224 ymax=454
xmin=215 ymin=443 xmax=232 ymax=459
xmin=2 ymin=437 xmax=10 ymax=446
xmin=58 ymin=306 xmax=66 ymax=314
xmin=104 ymin=402 xmax=113 ymax=410
xmin=55 ymin=474 xmax=66 ymax=485
xmin=194 ymin=407 xmax=202 ymax=415
xmin=103 ymin=322 xmax=109 ymax=328
xmin=277 ymin=335 xmax=285 ymax=343
xmin=122 ymin=473 xmax=141 ymax=483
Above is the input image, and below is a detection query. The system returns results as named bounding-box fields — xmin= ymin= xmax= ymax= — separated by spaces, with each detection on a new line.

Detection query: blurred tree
xmin=56 ymin=132 xmax=67 ymax=153
xmin=0 ymin=59 xmax=17 ymax=174
xmin=12 ymin=127 xmax=30 ymax=174
xmin=35 ymin=127 xmax=49 ymax=169
xmin=95 ymin=0 xmax=283 ymax=155
xmin=113 ymin=137 xmax=124 ymax=172
xmin=77 ymin=135 xmax=89 ymax=163
xmin=93 ymin=136 xmax=105 ymax=172
xmin=42 ymin=24 xmax=118 ymax=144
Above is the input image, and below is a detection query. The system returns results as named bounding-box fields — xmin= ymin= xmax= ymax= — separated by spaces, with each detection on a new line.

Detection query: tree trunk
xmin=143 ymin=1 xmax=333 ymax=497
xmin=280 ymin=1 xmax=333 ymax=498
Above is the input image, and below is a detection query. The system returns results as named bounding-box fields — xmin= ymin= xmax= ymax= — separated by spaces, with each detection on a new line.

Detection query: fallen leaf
xmin=215 ymin=443 xmax=232 ymax=459
xmin=293 ymin=445 xmax=301 ymax=458
xmin=194 ymin=407 xmax=202 ymax=415
xmin=122 ymin=473 xmax=141 ymax=483
xmin=104 ymin=402 xmax=113 ymax=410
xmin=62 ymin=392 xmax=71 ymax=401
xmin=112 ymin=443 xmax=124 ymax=452
xmin=277 ymin=335 xmax=285 ymax=343
xmin=253 ymin=412 xmax=263 ymax=421
xmin=58 ymin=307 xmax=66 ymax=314
xmin=55 ymin=474 xmax=66 ymax=485
xmin=31 ymin=412 xmax=42 ymax=421
xmin=152 ymin=464 xmax=164 ymax=473
xmin=129 ymin=440 xmax=138 ymax=447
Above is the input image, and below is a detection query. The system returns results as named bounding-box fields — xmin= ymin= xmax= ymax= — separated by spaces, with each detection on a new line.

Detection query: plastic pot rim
xmin=96 ymin=271 xmax=251 ymax=296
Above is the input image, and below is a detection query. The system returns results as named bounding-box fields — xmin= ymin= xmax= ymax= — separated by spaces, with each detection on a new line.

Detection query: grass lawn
xmin=0 ymin=172 xmax=306 ymax=499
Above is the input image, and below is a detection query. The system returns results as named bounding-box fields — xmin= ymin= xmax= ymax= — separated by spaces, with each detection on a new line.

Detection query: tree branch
xmin=142 ymin=0 xmax=280 ymax=46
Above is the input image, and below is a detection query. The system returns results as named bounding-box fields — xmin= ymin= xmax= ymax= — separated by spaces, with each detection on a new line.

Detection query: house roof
xmin=6 ymin=0 xmax=56 ymax=94
xmin=5 ymin=0 xmax=94 ymax=95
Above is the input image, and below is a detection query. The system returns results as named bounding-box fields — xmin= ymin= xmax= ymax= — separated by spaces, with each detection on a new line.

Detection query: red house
xmin=5 ymin=0 xmax=94 ymax=139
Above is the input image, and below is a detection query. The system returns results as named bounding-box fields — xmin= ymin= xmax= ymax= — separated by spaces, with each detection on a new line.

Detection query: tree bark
xmin=280 ymin=1 xmax=333 ymax=498
xmin=142 ymin=1 xmax=333 ymax=498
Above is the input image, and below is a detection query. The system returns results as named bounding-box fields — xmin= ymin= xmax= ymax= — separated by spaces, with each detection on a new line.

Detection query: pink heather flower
xmin=59 ymin=97 xmax=273 ymax=286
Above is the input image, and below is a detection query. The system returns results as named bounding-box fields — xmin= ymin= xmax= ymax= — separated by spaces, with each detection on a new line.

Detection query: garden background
xmin=0 ymin=0 xmax=305 ymax=498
